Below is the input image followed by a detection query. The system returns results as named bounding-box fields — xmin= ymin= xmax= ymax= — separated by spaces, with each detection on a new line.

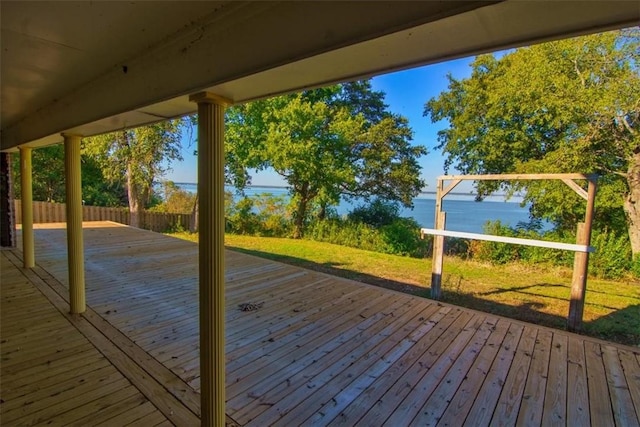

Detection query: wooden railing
xmin=13 ymin=200 xmax=193 ymax=233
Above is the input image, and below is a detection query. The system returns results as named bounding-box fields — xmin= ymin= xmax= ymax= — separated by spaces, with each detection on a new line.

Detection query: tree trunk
xmin=624 ymin=147 xmax=640 ymax=257
xmin=127 ymin=162 xmax=141 ymax=228
xmin=191 ymin=193 xmax=199 ymax=233
xmin=318 ymin=202 xmax=327 ymax=221
xmin=292 ymin=182 xmax=310 ymax=239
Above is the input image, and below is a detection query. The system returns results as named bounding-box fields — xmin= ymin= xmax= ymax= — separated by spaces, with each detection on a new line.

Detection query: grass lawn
xmin=170 ymin=232 xmax=640 ymax=346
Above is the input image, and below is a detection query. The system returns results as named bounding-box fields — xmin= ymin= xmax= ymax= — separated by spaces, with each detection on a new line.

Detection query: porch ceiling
xmin=1 ymin=1 xmax=638 ymax=151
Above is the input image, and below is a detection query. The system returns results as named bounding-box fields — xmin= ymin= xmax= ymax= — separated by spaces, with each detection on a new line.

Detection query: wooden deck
xmin=0 ymin=251 xmax=180 ymax=426
xmin=3 ymin=221 xmax=639 ymax=426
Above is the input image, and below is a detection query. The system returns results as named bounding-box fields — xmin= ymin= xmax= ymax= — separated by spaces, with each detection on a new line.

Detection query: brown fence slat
xmin=11 ymin=200 xmax=194 ymax=232
xmin=14 ymin=199 xmax=21 ymax=224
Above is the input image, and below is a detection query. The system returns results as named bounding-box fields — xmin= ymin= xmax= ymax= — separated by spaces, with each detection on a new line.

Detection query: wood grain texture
xmin=566 ymin=336 xmax=591 ymax=426
xmin=0 ymin=252 xmax=170 ymax=426
xmin=5 ymin=221 xmax=639 ymax=427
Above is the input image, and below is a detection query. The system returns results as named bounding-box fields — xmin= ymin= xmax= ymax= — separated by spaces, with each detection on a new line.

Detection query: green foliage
xmin=632 ymin=255 xmax=640 ymax=278
xmin=83 ymin=120 xmax=185 ymax=217
xmin=252 ymin=193 xmax=291 ymax=237
xmin=149 ymin=181 xmax=196 ymax=214
xmin=225 ymin=193 xmax=292 ymax=237
xmin=470 ymin=220 xmax=637 ymax=279
xmin=348 ymin=199 xmax=400 ymax=227
xmin=470 ymin=221 xmax=522 ymax=264
xmin=81 ymin=156 xmax=127 ymax=206
xmin=308 ymin=200 xmax=430 ymax=257
xmin=225 ymin=80 xmax=427 ymax=238
xmin=226 ymin=197 xmax=261 ymax=235
xmin=380 ymin=217 xmax=430 ymax=257
xmin=589 ymin=230 xmax=634 ymax=279
xmin=11 ymin=145 xmax=125 ymax=206
xmin=424 ymin=29 xmax=640 ymax=253
xmin=163 ymin=219 xmax=188 ymax=234
xmin=12 ymin=145 xmax=66 ymax=203
xmin=306 ymin=219 xmax=388 ymax=253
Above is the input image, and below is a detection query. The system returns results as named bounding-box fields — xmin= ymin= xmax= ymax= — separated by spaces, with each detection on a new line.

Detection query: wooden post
xmin=190 ymin=92 xmax=231 ymax=427
xmin=430 ymin=178 xmax=445 ymax=300
xmin=568 ymin=179 xmax=597 ymax=332
xmin=63 ymin=133 xmax=86 ymax=314
xmin=20 ymin=146 xmax=35 ymax=268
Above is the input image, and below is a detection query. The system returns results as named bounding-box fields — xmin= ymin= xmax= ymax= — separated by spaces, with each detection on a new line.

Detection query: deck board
xmin=516 ymin=329 xmax=552 ymax=426
xmin=4 ymin=221 xmax=639 ymax=426
xmin=0 ymin=252 xmax=171 ymax=426
xmin=410 ymin=315 xmax=499 ymax=426
xmin=435 ymin=318 xmax=511 ymax=426
xmin=602 ymin=344 xmax=640 ymax=426
xmin=541 ymin=333 xmax=568 ymax=426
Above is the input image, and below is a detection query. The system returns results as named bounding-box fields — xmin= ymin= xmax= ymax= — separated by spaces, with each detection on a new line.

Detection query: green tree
xmin=12 ymin=144 xmax=125 ymax=206
xmin=424 ymin=29 xmax=640 ymax=255
xmin=83 ymin=120 xmax=185 ymax=227
xmin=150 ymin=181 xmax=197 ymax=214
xmin=226 ymin=81 xmax=427 ymax=238
xmin=13 ymin=145 xmax=66 ymax=203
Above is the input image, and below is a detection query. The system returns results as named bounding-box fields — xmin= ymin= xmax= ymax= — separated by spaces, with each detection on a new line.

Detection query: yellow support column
xmin=189 ymin=92 xmax=231 ymax=427
xmin=63 ymin=133 xmax=86 ymax=314
xmin=19 ymin=147 xmax=34 ymax=268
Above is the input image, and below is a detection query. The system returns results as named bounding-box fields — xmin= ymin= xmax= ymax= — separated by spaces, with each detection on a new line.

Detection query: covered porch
xmin=3 ymin=3 xmax=640 ymax=425
xmin=2 ymin=222 xmax=638 ymax=425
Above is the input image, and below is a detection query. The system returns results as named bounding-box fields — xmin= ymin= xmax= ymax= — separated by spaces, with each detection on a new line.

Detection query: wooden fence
xmin=13 ymin=200 xmax=193 ymax=233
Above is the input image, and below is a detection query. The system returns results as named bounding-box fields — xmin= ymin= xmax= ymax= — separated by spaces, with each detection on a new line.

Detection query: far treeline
xmin=11 ymin=29 xmax=639 ymax=278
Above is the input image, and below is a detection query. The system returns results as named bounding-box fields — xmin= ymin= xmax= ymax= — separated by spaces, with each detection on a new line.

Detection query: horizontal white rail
xmin=420 ymin=228 xmax=594 ymax=253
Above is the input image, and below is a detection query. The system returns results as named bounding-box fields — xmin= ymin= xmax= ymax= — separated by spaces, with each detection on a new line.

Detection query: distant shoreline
xmin=169 ymin=181 xmax=534 ymax=230
xmin=170 ymin=182 xmax=522 ymax=200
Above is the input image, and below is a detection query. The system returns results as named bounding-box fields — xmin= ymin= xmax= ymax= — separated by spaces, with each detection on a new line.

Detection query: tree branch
xmin=573 ymin=57 xmax=586 ymax=88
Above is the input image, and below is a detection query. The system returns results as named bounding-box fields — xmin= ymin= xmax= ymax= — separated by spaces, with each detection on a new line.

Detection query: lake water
xmin=174 ymin=183 xmax=537 ymax=233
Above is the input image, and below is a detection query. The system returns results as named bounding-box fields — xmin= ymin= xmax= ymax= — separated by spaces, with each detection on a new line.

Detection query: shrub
xmin=308 ymin=202 xmax=431 ymax=258
xmin=518 ymin=229 xmax=573 ymax=267
xmin=631 ymin=255 xmax=640 ymax=279
xmin=470 ymin=221 xmax=522 ymax=264
xmin=254 ymin=193 xmax=291 ymax=237
xmin=225 ymin=193 xmax=292 ymax=237
xmin=380 ymin=217 xmax=430 ymax=257
xmin=348 ymin=200 xmax=400 ymax=227
xmin=306 ymin=219 xmax=388 ymax=253
xmin=444 ymin=237 xmax=469 ymax=258
xmin=589 ymin=230 xmax=633 ymax=279
xmin=469 ymin=220 xmax=635 ymax=279
xmin=226 ymin=197 xmax=261 ymax=235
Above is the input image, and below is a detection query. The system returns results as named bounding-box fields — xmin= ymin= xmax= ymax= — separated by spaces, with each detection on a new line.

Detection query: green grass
xmin=170 ymin=231 xmax=640 ymax=346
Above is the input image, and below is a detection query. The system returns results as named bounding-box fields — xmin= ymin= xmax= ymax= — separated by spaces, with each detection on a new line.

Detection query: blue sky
xmin=166 ymin=56 xmax=477 ymax=192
